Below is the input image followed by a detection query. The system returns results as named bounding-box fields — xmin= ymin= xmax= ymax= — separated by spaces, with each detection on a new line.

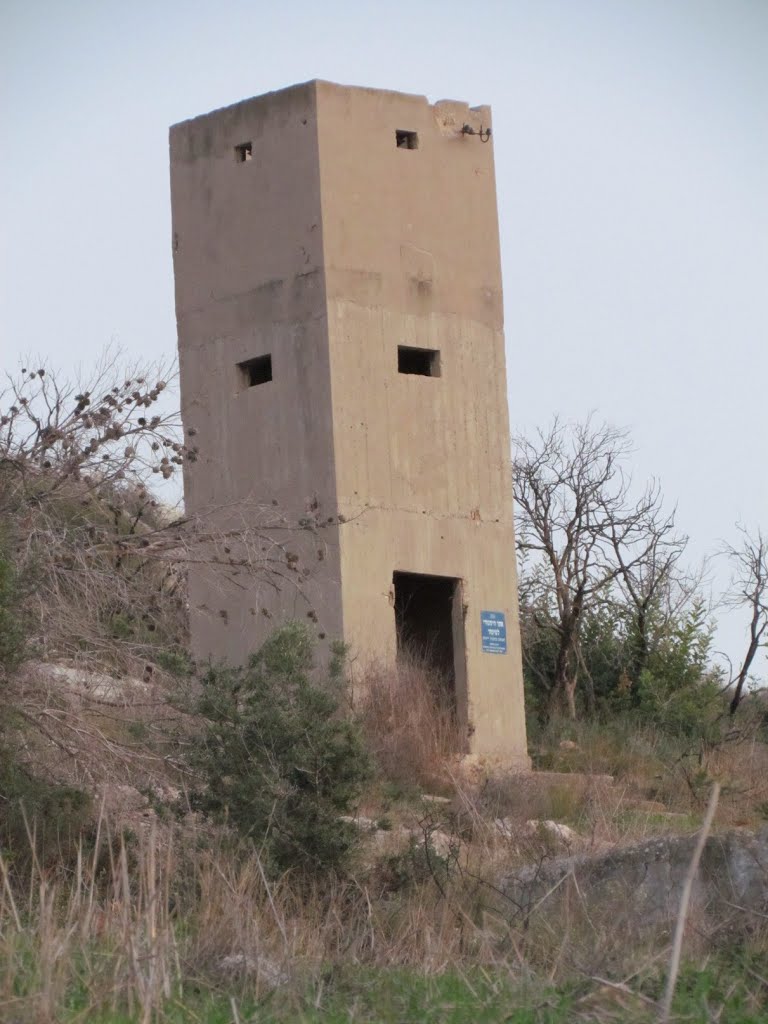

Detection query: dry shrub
xmin=186 ymin=841 xmax=481 ymax=972
xmin=0 ymin=816 xmax=500 ymax=1021
xmin=705 ymin=724 xmax=768 ymax=828
xmin=1 ymin=353 xmax=324 ymax=679
xmin=2 ymin=802 xmax=766 ymax=1022
xmin=6 ymin=660 xmax=198 ymax=797
xmin=358 ymin=653 xmax=459 ymax=790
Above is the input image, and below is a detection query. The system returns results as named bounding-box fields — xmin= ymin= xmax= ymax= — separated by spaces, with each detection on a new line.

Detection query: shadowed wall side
xmin=170 ymin=82 xmax=343 ymax=665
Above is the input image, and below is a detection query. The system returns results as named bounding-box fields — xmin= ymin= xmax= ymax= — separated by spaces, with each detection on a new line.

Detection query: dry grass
xmin=1 ymin=802 xmax=765 ymax=1023
xmin=529 ymin=711 xmax=768 ymax=832
xmin=0 ymin=812 xmax=506 ymax=1022
xmin=3 ymin=656 xmax=767 ymax=1020
xmin=7 ymin=660 xmax=199 ymax=799
xmin=357 ymin=653 xmax=460 ymax=793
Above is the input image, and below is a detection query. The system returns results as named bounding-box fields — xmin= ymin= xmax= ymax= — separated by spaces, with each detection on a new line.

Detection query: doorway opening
xmin=392 ymin=571 xmax=468 ymax=748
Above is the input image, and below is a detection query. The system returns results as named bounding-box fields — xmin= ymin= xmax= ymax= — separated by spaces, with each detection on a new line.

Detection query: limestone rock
xmin=494 ymin=817 xmax=515 ymax=840
xmin=525 ymin=819 xmax=579 ymax=846
xmin=217 ymin=953 xmax=288 ymax=988
xmin=422 ymin=829 xmax=454 ymax=859
xmin=23 ymin=660 xmax=152 ymax=703
xmin=339 ymin=815 xmax=378 ymax=833
xmin=501 ymin=826 xmax=768 ymax=935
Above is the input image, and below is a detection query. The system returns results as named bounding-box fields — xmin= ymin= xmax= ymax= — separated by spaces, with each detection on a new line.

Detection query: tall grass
xmin=0 ymin=810 xmax=505 ymax=1022
xmin=1 ymin=808 xmax=765 ymax=1023
xmin=357 ymin=653 xmax=459 ymax=791
xmin=3 ymin=653 xmax=767 ymax=1021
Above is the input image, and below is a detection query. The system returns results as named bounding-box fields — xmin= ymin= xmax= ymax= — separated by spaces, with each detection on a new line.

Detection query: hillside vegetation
xmin=1 ymin=357 xmax=766 ymax=1023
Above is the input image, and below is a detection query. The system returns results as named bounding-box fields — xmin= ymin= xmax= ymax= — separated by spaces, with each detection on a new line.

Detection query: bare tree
xmin=605 ymin=489 xmax=690 ymax=683
xmin=0 ymin=349 xmax=186 ymax=503
xmin=0 ymin=354 xmax=324 ymax=674
xmin=722 ymin=526 xmax=768 ymax=714
xmin=0 ymin=352 xmax=186 ymax=672
xmin=513 ymin=416 xmax=685 ymax=719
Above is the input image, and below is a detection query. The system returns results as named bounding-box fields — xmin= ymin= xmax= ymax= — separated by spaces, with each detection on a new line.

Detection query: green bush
xmin=191 ymin=623 xmax=372 ymax=876
xmin=155 ymin=647 xmax=195 ymax=678
xmin=633 ymin=602 xmax=724 ymax=740
xmin=522 ymin=593 xmax=727 ymax=747
xmin=0 ymin=531 xmax=91 ymax=876
xmin=0 ymin=741 xmax=92 ymax=875
xmin=0 ymin=531 xmax=30 ymax=679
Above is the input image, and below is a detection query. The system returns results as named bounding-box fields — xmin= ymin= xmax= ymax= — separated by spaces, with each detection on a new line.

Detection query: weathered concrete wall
xmin=315 ymin=83 xmax=526 ymax=760
xmin=170 ymin=83 xmax=342 ymax=665
xmin=502 ymin=827 xmax=768 ymax=935
xmin=170 ymin=81 xmax=528 ymax=762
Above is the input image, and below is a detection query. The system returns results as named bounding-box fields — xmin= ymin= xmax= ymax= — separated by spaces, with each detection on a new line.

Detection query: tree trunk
xmin=564 ymin=676 xmax=578 ymax=720
xmin=730 ymin=633 xmax=760 ymax=715
xmin=550 ymin=623 xmax=578 ymax=719
xmin=632 ymin=606 xmax=649 ymax=683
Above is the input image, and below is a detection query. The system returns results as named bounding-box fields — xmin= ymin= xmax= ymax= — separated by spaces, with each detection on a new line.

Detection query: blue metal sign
xmin=481 ymin=611 xmax=507 ymax=654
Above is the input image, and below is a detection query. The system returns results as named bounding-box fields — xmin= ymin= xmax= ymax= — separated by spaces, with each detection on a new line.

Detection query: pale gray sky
xmin=2 ymin=0 xmax=766 ymax=676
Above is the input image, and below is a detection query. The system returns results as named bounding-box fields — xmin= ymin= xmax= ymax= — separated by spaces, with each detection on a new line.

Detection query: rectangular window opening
xmin=237 ymin=354 xmax=272 ymax=388
xmin=234 ymin=141 xmax=253 ymax=162
xmin=398 ymin=345 xmax=440 ymax=377
xmin=395 ymin=129 xmax=419 ymax=150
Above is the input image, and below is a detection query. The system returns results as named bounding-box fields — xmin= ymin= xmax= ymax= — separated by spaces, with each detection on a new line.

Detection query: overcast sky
xmin=2 ymin=0 xmax=766 ymax=675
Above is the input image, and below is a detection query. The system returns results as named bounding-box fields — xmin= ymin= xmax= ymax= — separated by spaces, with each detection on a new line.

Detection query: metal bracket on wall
xmin=461 ymin=124 xmax=492 ymax=143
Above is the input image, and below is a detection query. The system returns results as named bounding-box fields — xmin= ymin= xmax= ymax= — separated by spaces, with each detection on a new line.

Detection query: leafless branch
xmin=513 ymin=415 xmax=689 ymax=718
xmin=721 ymin=525 xmax=768 ymax=713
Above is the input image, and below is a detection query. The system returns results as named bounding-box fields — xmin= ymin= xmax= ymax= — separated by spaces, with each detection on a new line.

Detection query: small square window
xmin=398 ymin=346 xmax=440 ymax=377
xmin=238 ymin=354 xmax=272 ymax=388
xmin=395 ymin=130 xmax=419 ymax=150
xmin=234 ymin=141 xmax=253 ymax=162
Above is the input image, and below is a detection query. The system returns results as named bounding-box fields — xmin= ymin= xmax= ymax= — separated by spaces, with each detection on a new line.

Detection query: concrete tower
xmin=170 ymin=80 xmax=528 ymax=763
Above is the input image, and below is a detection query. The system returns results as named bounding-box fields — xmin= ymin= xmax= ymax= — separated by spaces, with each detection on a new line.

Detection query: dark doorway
xmin=393 ymin=571 xmax=468 ymax=745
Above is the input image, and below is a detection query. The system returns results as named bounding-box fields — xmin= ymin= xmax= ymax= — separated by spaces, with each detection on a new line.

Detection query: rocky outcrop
xmin=20 ymin=660 xmax=153 ymax=702
xmin=501 ymin=827 xmax=768 ymax=933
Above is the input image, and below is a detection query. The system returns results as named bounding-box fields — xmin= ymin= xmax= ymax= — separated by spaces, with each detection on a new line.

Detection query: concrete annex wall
xmin=170 ymin=81 xmax=528 ymax=763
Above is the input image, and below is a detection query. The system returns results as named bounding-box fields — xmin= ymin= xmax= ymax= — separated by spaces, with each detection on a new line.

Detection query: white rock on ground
xmin=494 ymin=817 xmax=515 ymax=840
xmin=217 ymin=953 xmax=289 ymax=988
xmin=339 ymin=815 xmax=379 ymax=832
xmin=494 ymin=818 xmax=579 ymax=847
xmin=525 ymin=820 xmax=579 ymax=845
xmin=422 ymin=829 xmax=454 ymax=858
xmin=22 ymin=661 xmax=152 ymax=702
